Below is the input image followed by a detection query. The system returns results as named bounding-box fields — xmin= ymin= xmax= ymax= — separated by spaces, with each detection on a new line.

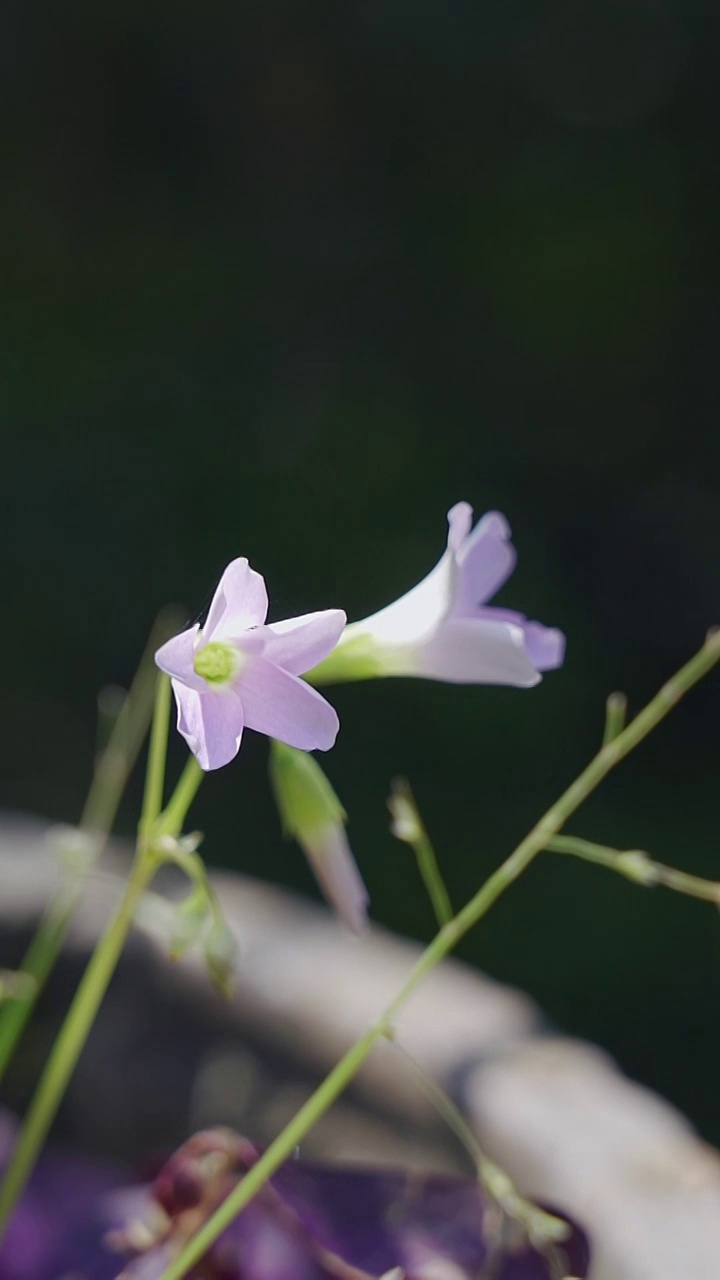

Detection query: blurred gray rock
xmin=1 ymin=814 xmax=719 ymax=1279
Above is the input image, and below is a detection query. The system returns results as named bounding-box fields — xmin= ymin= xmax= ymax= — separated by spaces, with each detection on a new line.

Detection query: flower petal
xmin=172 ymin=681 xmax=245 ymax=770
xmin=478 ymin=608 xmax=566 ymax=672
xmin=155 ymin=625 xmax=204 ymax=689
xmin=303 ymin=825 xmax=369 ymax=933
xmin=453 ymin=510 xmax=517 ymax=612
xmin=262 ymin=610 xmax=347 ymax=675
xmin=521 ymin=620 xmax=566 ymax=672
xmin=238 ymin=657 xmax=340 ymax=750
xmin=446 ymin=501 xmax=474 ymax=554
xmin=203 ymin=558 xmax=268 ymax=642
xmin=349 ymin=555 xmax=453 ymax=650
xmin=411 ymin=617 xmax=542 ymax=686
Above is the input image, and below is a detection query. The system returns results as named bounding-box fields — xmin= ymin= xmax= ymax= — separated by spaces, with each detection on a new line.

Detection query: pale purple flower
xmin=155 ymin=559 xmax=346 ymax=770
xmin=311 ymin=503 xmax=565 ymax=687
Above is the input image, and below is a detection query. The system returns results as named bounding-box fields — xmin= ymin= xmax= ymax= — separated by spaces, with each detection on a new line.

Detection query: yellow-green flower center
xmin=193 ymin=641 xmax=237 ymax=685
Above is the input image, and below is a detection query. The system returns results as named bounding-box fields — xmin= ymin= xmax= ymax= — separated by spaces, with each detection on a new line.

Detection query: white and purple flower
xmin=310 ymin=502 xmax=565 ymax=687
xmin=155 ymin=558 xmax=346 ymax=771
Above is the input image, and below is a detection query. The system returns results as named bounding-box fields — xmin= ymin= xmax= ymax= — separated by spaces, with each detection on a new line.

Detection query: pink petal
xmin=262 ymin=610 xmax=347 ymax=675
xmin=238 ymin=657 xmax=340 ymax=751
xmin=172 ymin=681 xmax=245 ymax=770
xmin=453 ymin=510 xmax=516 ymax=612
xmin=414 ymin=617 xmax=541 ymax=686
xmin=155 ymin=625 xmax=204 ymax=689
xmin=203 ymin=558 xmax=268 ymax=642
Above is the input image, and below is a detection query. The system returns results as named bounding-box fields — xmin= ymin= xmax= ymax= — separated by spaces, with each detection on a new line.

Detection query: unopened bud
xmin=388 ymin=779 xmax=423 ymax=843
xmin=168 ymin=892 xmax=210 ymax=962
xmin=203 ymin=918 xmax=239 ymax=997
xmin=269 ymin=741 xmax=368 ymax=932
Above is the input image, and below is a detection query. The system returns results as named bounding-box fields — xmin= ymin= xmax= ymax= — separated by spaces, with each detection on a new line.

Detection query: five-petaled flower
xmin=309 ymin=502 xmax=565 ymax=687
xmin=155 ymin=558 xmax=346 ymax=770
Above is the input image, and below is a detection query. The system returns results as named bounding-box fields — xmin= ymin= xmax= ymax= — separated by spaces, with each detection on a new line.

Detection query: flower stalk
xmin=547 ymin=834 xmax=720 ymax=903
xmin=157 ymin=628 xmax=720 ymax=1280
xmin=388 ymin=778 xmax=453 ymax=927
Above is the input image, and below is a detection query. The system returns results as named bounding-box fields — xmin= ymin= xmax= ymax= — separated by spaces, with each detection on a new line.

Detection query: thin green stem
xmin=158 ymin=630 xmax=720 ymax=1280
xmin=0 ymin=849 xmax=158 ymax=1238
xmin=82 ymin=608 xmax=180 ymax=836
xmin=0 ymin=633 xmax=183 ymax=1233
xmin=390 ymin=1042 xmax=569 ymax=1246
xmin=157 ymin=1021 xmax=390 ymax=1280
xmin=0 ymin=615 xmax=175 ymax=1087
xmin=547 ymin=834 xmax=720 ymax=904
xmin=389 ymin=778 xmax=453 ymax=926
xmin=140 ymin=673 xmax=172 ymax=841
xmin=155 ymin=756 xmax=205 ymax=839
xmin=160 ymin=843 xmax=225 ymax=929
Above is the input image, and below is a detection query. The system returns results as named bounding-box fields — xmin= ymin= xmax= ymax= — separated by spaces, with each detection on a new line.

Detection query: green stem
xmin=159 ymin=631 xmax=720 ymax=1280
xmin=158 ymin=1022 xmax=389 ymax=1280
xmin=547 ymin=834 xmax=720 ymax=903
xmin=0 ymin=665 xmax=181 ymax=1236
xmin=81 ymin=609 xmax=179 ymax=836
xmin=156 ymin=756 xmax=205 ymax=839
xmin=0 ymin=849 xmax=158 ymax=1238
xmin=0 ymin=615 xmax=173 ymax=1087
xmin=389 ymin=778 xmax=453 ymax=926
xmin=0 ymin=906 xmax=70 ymax=1084
xmin=390 ymin=1042 xmax=569 ymax=1246
xmin=140 ymin=673 xmax=172 ymax=840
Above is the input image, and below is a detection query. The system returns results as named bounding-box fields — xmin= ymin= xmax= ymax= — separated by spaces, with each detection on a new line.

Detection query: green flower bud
xmin=269 ymin=741 xmax=368 ymax=933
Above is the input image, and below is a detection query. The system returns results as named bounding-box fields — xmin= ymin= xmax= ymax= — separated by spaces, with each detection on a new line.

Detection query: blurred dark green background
xmin=3 ymin=1 xmax=720 ymax=1141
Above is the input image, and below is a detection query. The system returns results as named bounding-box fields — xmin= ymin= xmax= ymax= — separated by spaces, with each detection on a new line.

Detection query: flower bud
xmin=269 ymin=741 xmax=369 ymax=933
xmin=203 ymin=918 xmax=239 ymax=997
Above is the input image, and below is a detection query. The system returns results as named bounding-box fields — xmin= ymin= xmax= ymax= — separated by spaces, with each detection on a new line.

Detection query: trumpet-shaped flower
xmin=155 ymin=559 xmax=346 ymax=770
xmin=309 ymin=503 xmax=565 ymax=687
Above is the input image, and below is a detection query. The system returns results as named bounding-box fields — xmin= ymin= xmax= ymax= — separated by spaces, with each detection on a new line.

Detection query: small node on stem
xmin=615 ymin=850 xmax=657 ymax=886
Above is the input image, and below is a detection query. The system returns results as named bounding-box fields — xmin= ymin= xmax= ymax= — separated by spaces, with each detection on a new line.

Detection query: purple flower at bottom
xmin=0 ymin=1120 xmax=590 ymax=1280
xmin=115 ymin=1131 xmax=590 ymax=1280
xmin=155 ymin=558 xmax=346 ymax=770
xmin=310 ymin=503 xmax=565 ymax=688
